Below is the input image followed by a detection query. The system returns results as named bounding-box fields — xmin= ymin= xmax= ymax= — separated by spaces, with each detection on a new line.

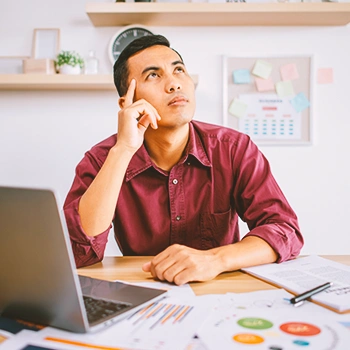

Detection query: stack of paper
xmin=243 ymin=255 xmax=350 ymax=313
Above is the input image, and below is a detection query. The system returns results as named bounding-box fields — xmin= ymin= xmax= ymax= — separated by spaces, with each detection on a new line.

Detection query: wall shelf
xmin=86 ymin=3 xmax=350 ymax=27
xmin=0 ymin=74 xmax=198 ymax=90
xmin=0 ymin=74 xmax=116 ymax=91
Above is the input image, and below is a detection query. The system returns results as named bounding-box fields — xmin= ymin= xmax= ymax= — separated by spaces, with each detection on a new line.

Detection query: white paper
xmin=123 ymin=280 xmax=196 ymax=299
xmin=243 ymin=255 xmax=350 ymax=312
xmin=38 ymin=296 xmax=210 ymax=350
xmin=197 ymin=305 xmax=350 ymax=350
xmin=238 ymin=93 xmax=301 ymax=140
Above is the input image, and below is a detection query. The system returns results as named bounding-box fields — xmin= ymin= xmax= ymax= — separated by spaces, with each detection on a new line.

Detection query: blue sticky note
xmin=233 ymin=69 xmax=251 ymax=84
xmin=290 ymin=92 xmax=310 ymax=113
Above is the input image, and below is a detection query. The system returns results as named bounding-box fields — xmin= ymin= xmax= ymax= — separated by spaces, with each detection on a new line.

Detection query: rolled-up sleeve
xmin=64 ymin=152 xmax=111 ymax=268
xmin=233 ymin=136 xmax=303 ymax=262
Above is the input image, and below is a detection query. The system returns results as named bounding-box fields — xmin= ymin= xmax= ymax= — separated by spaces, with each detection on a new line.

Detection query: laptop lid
xmin=0 ymin=186 xmax=166 ymax=333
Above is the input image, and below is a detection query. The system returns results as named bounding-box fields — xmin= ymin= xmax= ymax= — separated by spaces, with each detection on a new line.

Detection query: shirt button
xmin=187 ymin=162 xmax=191 ymax=166
xmin=172 ymin=179 xmax=178 ymax=185
xmin=176 ymin=216 xmax=181 ymax=221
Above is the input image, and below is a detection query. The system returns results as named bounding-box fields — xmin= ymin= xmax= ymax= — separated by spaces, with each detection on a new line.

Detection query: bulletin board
xmin=222 ymin=55 xmax=314 ymax=146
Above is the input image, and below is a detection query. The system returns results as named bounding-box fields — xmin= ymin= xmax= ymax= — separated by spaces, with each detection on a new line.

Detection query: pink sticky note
xmin=317 ymin=68 xmax=333 ymax=84
xmin=280 ymin=63 xmax=299 ymax=81
xmin=255 ymin=77 xmax=275 ymax=92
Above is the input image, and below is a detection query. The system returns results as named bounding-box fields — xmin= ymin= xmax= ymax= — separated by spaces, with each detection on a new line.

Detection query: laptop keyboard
xmin=83 ymin=295 xmax=132 ymax=324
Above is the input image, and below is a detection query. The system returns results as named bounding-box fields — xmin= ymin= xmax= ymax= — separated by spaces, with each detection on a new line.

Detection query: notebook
xmin=0 ymin=186 xmax=167 ymax=333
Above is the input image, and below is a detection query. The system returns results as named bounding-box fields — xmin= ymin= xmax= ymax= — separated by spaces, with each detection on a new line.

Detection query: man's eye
xmin=175 ymin=67 xmax=185 ymax=73
xmin=147 ymin=72 xmax=158 ymax=79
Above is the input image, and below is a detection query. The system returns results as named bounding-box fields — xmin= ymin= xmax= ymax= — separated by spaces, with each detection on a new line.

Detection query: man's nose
xmin=165 ymin=78 xmax=182 ymax=93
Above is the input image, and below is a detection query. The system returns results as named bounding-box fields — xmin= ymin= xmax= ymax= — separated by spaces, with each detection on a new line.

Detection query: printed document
xmin=242 ymin=255 xmax=350 ymax=313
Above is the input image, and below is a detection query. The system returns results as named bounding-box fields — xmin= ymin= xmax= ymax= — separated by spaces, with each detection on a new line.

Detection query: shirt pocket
xmin=200 ymin=209 xmax=233 ymax=249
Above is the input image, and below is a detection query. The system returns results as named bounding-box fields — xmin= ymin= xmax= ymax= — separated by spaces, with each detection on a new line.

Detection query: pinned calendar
xmin=223 ymin=55 xmax=314 ymax=146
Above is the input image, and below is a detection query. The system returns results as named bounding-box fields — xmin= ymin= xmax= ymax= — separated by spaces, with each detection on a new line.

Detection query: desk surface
xmin=78 ymin=255 xmax=350 ymax=296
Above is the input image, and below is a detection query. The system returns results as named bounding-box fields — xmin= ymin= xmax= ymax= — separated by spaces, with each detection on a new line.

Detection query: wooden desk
xmin=78 ymin=255 xmax=350 ymax=296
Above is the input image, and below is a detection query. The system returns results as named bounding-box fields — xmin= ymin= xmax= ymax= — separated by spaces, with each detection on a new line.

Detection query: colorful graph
xmin=38 ymin=297 xmax=207 ymax=350
xmin=198 ymin=307 xmax=350 ymax=349
xmin=127 ymin=300 xmax=194 ymax=330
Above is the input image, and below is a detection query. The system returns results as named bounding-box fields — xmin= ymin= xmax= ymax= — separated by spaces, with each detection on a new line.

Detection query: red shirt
xmin=64 ymin=121 xmax=303 ymax=268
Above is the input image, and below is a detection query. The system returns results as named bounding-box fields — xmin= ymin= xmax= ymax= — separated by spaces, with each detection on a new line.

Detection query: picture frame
xmin=222 ymin=54 xmax=314 ymax=146
xmin=0 ymin=56 xmax=29 ymax=74
xmin=32 ymin=28 xmax=60 ymax=59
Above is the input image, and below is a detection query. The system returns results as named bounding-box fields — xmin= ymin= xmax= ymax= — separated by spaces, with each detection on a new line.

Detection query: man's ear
xmin=118 ymin=97 xmax=125 ymax=109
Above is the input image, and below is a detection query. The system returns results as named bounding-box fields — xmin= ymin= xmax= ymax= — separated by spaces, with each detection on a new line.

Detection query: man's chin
xmin=158 ymin=116 xmax=193 ymax=129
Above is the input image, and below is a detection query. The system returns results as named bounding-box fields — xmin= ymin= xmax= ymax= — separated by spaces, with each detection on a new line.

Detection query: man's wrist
xmin=110 ymin=143 xmax=137 ymax=160
xmin=211 ymin=245 xmax=235 ymax=274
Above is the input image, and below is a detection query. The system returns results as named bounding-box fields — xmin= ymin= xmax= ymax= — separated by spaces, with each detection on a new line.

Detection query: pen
xmin=290 ymin=282 xmax=333 ymax=306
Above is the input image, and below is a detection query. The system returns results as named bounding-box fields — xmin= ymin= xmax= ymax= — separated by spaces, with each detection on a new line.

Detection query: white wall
xmin=1 ymin=0 xmax=349 ymax=256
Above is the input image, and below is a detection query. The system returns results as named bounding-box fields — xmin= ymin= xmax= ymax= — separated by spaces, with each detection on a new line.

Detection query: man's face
xmin=126 ymin=45 xmax=196 ymax=128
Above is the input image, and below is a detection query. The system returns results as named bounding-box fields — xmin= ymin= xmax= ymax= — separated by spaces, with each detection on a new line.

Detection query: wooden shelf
xmin=86 ymin=3 xmax=350 ymax=27
xmin=0 ymin=74 xmax=198 ymax=90
xmin=0 ymin=74 xmax=116 ymax=91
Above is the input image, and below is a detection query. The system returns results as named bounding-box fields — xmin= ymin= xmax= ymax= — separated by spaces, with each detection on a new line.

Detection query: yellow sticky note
xmin=252 ymin=60 xmax=273 ymax=79
xmin=228 ymin=98 xmax=247 ymax=118
xmin=275 ymin=80 xmax=295 ymax=97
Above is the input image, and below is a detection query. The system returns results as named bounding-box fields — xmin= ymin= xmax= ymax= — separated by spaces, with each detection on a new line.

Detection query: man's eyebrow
xmin=141 ymin=61 xmax=185 ymax=76
xmin=172 ymin=60 xmax=185 ymax=67
xmin=141 ymin=66 xmax=160 ymax=76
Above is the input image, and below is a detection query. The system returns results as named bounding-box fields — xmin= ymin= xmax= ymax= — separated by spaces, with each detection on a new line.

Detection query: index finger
xmin=124 ymin=79 xmax=136 ymax=108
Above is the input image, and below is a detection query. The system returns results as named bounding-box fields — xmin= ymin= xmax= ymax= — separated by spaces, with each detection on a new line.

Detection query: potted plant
xmin=55 ymin=50 xmax=84 ymax=75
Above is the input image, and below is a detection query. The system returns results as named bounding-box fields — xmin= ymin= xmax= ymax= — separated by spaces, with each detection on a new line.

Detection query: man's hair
xmin=113 ymin=34 xmax=183 ymax=97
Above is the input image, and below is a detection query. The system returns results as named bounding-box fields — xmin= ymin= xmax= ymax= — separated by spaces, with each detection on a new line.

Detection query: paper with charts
xmin=243 ymin=255 xmax=350 ymax=313
xmin=197 ymin=305 xmax=350 ymax=350
xmin=35 ymin=295 xmax=208 ymax=350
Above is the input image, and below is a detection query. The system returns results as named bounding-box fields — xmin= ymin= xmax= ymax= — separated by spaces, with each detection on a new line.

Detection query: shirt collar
xmin=125 ymin=121 xmax=211 ymax=182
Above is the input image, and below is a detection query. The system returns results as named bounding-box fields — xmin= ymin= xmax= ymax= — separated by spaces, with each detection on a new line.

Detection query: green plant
xmin=55 ymin=50 xmax=84 ymax=69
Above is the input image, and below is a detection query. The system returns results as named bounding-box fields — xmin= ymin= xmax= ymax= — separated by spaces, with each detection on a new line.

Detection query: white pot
xmin=59 ymin=64 xmax=81 ymax=75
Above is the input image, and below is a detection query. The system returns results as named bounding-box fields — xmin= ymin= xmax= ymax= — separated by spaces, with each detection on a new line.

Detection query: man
xmin=64 ymin=35 xmax=303 ymax=285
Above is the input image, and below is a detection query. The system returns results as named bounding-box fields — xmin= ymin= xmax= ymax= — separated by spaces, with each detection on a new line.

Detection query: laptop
xmin=0 ymin=186 xmax=167 ymax=333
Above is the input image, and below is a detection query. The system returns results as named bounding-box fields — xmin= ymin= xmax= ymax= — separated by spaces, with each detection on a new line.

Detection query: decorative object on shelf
xmin=108 ymin=24 xmax=154 ymax=64
xmin=23 ymin=28 xmax=61 ymax=75
xmin=0 ymin=56 xmax=29 ymax=74
xmin=32 ymin=28 xmax=60 ymax=60
xmin=23 ymin=58 xmax=56 ymax=74
xmin=55 ymin=50 xmax=84 ymax=75
xmin=84 ymin=50 xmax=99 ymax=75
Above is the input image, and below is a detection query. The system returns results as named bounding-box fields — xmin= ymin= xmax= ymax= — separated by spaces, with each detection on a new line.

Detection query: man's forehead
xmin=129 ymin=45 xmax=182 ymax=67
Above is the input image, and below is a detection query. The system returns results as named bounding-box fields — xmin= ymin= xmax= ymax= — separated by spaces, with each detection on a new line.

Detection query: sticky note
xmin=255 ymin=77 xmax=275 ymax=92
xmin=317 ymin=68 xmax=333 ymax=84
xmin=280 ymin=63 xmax=299 ymax=81
xmin=275 ymin=80 xmax=295 ymax=97
xmin=252 ymin=60 xmax=273 ymax=79
xmin=290 ymin=92 xmax=310 ymax=113
xmin=233 ymin=69 xmax=251 ymax=84
xmin=228 ymin=98 xmax=247 ymax=118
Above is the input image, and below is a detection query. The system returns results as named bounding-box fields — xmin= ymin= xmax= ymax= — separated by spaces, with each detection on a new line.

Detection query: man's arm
xmin=78 ymin=79 xmax=161 ymax=237
xmin=142 ymin=236 xmax=277 ymax=285
xmin=64 ymin=80 xmax=160 ymax=267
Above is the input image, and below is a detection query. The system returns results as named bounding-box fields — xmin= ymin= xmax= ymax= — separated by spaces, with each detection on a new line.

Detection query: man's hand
xmin=142 ymin=237 xmax=278 ymax=286
xmin=117 ymin=79 xmax=161 ymax=153
xmin=142 ymin=244 xmax=222 ymax=286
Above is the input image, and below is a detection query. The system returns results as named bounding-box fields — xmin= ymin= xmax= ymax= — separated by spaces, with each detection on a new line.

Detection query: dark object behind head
xmin=113 ymin=34 xmax=183 ymax=97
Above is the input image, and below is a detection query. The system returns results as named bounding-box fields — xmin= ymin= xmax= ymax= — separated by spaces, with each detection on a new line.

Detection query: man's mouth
xmin=168 ymin=96 xmax=188 ymax=106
